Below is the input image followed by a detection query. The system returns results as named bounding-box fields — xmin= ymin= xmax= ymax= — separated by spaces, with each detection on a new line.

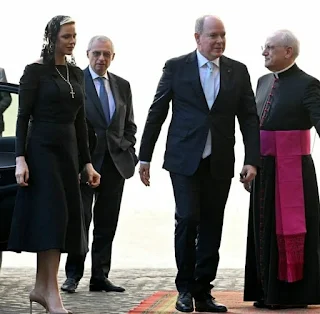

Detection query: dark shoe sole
xmin=89 ymin=286 xmax=105 ymax=292
xmin=253 ymin=301 xmax=266 ymax=308
xmin=89 ymin=286 xmax=125 ymax=292
xmin=61 ymin=287 xmax=77 ymax=293
xmin=175 ymin=304 xmax=194 ymax=312
xmin=195 ymin=306 xmax=227 ymax=313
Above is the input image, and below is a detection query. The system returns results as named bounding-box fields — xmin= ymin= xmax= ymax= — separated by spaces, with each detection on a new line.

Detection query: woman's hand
xmin=85 ymin=163 xmax=101 ymax=188
xmin=15 ymin=156 xmax=29 ymax=187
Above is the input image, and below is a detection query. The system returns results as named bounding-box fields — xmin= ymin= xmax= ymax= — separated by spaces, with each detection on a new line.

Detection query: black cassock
xmin=244 ymin=64 xmax=320 ymax=305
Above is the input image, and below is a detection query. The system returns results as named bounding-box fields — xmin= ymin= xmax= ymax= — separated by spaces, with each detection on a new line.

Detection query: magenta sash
xmin=260 ymin=130 xmax=310 ymax=282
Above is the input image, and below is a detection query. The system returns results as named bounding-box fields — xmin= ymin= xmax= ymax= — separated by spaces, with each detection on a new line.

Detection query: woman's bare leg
xmin=31 ymin=249 xmax=68 ymax=313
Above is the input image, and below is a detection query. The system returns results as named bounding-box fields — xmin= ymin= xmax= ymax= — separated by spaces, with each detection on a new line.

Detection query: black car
xmin=0 ymin=82 xmax=97 ymax=268
xmin=0 ymin=82 xmax=18 ymax=268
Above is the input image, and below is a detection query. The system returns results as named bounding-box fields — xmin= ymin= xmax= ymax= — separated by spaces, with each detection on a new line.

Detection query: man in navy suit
xmin=61 ymin=35 xmax=137 ymax=294
xmin=139 ymin=15 xmax=260 ymax=312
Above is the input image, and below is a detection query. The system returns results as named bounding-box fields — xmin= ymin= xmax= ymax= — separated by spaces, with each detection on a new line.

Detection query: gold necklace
xmin=55 ymin=64 xmax=75 ymax=98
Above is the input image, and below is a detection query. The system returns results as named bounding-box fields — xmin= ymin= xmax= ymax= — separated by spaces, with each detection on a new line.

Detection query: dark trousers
xmin=65 ymin=150 xmax=125 ymax=282
xmin=170 ymin=157 xmax=231 ymax=298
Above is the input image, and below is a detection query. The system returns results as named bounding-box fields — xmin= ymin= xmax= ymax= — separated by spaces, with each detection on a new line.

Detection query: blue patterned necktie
xmin=97 ymin=77 xmax=111 ymax=125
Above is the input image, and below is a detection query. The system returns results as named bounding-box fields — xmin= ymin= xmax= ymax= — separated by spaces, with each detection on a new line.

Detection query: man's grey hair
xmin=270 ymin=29 xmax=300 ymax=58
xmin=195 ymin=15 xmax=210 ymax=34
xmin=195 ymin=15 xmax=222 ymax=34
xmin=87 ymin=35 xmax=114 ymax=52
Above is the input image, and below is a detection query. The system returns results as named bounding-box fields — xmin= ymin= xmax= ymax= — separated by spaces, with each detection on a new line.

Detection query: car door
xmin=0 ymin=82 xmax=19 ymax=253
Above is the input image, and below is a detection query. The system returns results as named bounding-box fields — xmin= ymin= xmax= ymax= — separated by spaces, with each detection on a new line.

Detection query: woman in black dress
xmin=8 ymin=15 xmax=100 ymax=314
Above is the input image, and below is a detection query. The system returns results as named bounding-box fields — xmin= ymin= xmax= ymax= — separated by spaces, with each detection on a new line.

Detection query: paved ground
xmin=0 ymin=145 xmax=253 ymax=314
xmin=0 ymin=268 xmax=244 ymax=314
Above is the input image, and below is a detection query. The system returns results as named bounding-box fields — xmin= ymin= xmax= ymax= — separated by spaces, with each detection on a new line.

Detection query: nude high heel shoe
xmin=29 ymin=301 xmax=72 ymax=314
xmin=29 ymin=293 xmax=48 ymax=313
xmin=29 ymin=290 xmax=72 ymax=314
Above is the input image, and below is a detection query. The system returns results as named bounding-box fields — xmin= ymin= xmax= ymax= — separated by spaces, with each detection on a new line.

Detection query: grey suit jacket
xmin=84 ymin=67 xmax=138 ymax=179
xmin=0 ymin=68 xmax=12 ymax=133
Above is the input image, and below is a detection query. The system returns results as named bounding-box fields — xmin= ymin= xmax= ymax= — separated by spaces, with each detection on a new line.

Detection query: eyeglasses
xmin=261 ymin=45 xmax=288 ymax=52
xmin=91 ymin=51 xmax=113 ymax=58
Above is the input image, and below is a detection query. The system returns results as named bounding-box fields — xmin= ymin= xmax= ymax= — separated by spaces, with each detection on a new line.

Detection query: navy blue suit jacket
xmin=139 ymin=51 xmax=260 ymax=178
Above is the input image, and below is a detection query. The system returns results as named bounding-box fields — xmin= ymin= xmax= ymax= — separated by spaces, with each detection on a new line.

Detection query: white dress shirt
xmin=196 ymin=50 xmax=220 ymax=158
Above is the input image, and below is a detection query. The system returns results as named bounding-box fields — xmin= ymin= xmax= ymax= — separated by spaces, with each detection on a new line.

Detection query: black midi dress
xmin=8 ymin=63 xmax=90 ymax=255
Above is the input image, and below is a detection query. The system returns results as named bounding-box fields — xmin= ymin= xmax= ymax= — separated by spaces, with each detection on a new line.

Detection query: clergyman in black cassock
xmin=244 ymin=29 xmax=320 ymax=309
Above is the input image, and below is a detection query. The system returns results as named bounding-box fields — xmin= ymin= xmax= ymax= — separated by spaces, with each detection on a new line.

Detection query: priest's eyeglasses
xmin=261 ymin=45 xmax=288 ymax=52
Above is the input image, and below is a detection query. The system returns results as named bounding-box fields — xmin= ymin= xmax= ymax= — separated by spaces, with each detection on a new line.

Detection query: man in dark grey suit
xmin=139 ymin=15 xmax=260 ymax=313
xmin=0 ymin=67 xmax=12 ymax=136
xmin=61 ymin=35 xmax=137 ymax=293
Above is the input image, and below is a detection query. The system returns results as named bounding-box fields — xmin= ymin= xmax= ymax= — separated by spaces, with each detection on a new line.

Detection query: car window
xmin=1 ymin=91 xmax=18 ymax=137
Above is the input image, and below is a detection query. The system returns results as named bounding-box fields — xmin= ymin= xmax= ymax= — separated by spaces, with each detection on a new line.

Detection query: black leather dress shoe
xmin=175 ymin=292 xmax=194 ymax=313
xmin=195 ymin=297 xmax=227 ymax=312
xmin=89 ymin=278 xmax=125 ymax=292
xmin=253 ymin=299 xmax=267 ymax=308
xmin=61 ymin=278 xmax=79 ymax=293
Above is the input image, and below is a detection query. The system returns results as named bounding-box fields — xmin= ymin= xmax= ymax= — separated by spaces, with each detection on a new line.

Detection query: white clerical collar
xmin=89 ymin=65 xmax=109 ymax=80
xmin=196 ymin=49 xmax=220 ymax=68
xmin=273 ymin=62 xmax=295 ymax=78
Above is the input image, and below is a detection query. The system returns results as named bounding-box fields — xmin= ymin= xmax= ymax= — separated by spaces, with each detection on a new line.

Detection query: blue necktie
xmin=97 ymin=77 xmax=111 ymax=125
